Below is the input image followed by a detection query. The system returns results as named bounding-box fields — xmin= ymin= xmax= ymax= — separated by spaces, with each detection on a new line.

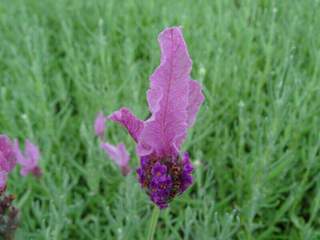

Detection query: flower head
xmin=100 ymin=142 xmax=130 ymax=176
xmin=14 ymin=139 xmax=42 ymax=177
xmin=94 ymin=110 xmax=133 ymax=175
xmin=0 ymin=135 xmax=41 ymax=239
xmin=96 ymin=27 xmax=204 ymax=208
xmin=0 ymin=135 xmax=17 ymax=190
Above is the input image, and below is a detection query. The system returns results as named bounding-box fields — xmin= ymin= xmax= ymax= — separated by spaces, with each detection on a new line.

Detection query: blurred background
xmin=0 ymin=0 xmax=320 ymax=239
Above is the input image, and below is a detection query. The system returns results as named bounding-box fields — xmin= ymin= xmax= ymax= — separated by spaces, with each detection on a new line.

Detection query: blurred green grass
xmin=1 ymin=0 xmax=320 ymax=239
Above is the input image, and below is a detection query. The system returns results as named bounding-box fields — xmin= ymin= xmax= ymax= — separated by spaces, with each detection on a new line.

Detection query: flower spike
xmin=96 ymin=26 xmax=204 ymax=208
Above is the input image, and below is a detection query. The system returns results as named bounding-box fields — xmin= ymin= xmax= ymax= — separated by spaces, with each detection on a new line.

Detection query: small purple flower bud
xmin=182 ymin=152 xmax=193 ymax=174
xmin=141 ymin=156 xmax=148 ymax=168
xmin=120 ymin=165 xmax=130 ymax=176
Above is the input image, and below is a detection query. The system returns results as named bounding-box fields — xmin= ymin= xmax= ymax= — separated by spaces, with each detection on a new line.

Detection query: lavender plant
xmin=95 ymin=26 xmax=204 ymax=209
xmin=0 ymin=135 xmax=41 ymax=239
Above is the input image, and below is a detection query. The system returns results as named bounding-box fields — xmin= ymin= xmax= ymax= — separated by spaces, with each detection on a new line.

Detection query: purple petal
xmin=180 ymin=174 xmax=193 ymax=193
xmin=182 ymin=152 xmax=193 ymax=174
xmin=15 ymin=139 xmax=41 ymax=177
xmin=137 ymin=27 xmax=191 ymax=157
xmin=94 ymin=112 xmax=107 ymax=139
xmin=108 ymin=107 xmax=144 ymax=143
xmin=100 ymin=142 xmax=131 ymax=176
xmin=140 ymin=156 xmax=149 ymax=169
xmin=136 ymin=168 xmax=144 ymax=183
xmin=120 ymin=165 xmax=130 ymax=176
xmin=25 ymin=140 xmax=40 ymax=164
xmin=187 ymin=79 xmax=205 ymax=127
xmin=151 ymin=162 xmax=167 ymax=177
xmin=0 ymin=135 xmax=17 ymax=172
xmin=12 ymin=140 xmax=24 ymax=165
xmin=0 ymin=170 xmax=8 ymax=190
xmin=28 ymin=166 xmax=42 ymax=177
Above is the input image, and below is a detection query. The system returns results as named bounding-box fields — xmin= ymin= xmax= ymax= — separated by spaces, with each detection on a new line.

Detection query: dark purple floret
xmin=152 ymin=162 xmax=167 ymax=177
xmin=136 ymin=152 xmax=194 ymax=208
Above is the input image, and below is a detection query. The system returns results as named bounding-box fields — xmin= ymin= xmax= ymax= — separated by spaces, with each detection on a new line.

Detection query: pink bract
xmin=94 ymin=112 xmax=107 ymax=140
xmin=14 ymin=139 xmax=42 ymax=177
xmin=105 ymin=27 xmax=204 ymax=158
xmin=100 ymin=142 xmax=130 ymax=176
xmin=0 ymin=135 xmax=17 ymax=190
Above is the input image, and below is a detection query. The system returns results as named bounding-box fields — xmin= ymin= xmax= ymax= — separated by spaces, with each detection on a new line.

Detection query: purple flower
xmin=0 ymin=135 xmax=17 ymax=190
xmin=100 ymin=143 xmax=130 ymax=176
xmin=0 ymin=171 xmax=7 ymax=192
xmin=0 ymin=136 xmax=41 ymax=239
xmin=150 ymin=175 xmax=173 ymax=209
xmin=14 ymin=139 xmax=42 ymax=177
xmin=96 ymin=27 xmax=204 ymax=208
xmin=152 ymin=162 xmax=167 ymax=177
xmin=94 ymin=112 xmax=107 ymax=140
xmin=180 ymin=153 xmax=193 ymax=193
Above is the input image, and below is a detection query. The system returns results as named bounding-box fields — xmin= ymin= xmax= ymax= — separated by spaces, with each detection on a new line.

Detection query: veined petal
xmin=174 ymin=79 xmax=205 ymax=148
xmin=108 ymin=107 xmax=144 ymax=143
xmin=94 ymin=112 xmax=107 ymax=139
xmin=0 ymin=135 xmax=17 ymax=172
xmin=137 ymin=27 xmax=191 ymax=157
xmin=100 ymin=142 xmax=130 ymax=176
xmin=14 ymin=139 xmax=42 ymax=177
xmin=187 ymin=79 xmax=205 ymax=127
xmin=13 ymin=140 xmax=24 ymax=164
xmin=25 ymin=140 xmax=40 ymax=165
xmin=0 ymin=170 xmax=8 ymax=190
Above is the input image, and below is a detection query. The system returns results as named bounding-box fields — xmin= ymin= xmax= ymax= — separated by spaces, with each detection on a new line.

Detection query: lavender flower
xmin=94 ymin=112 xmax=107 ymax=140
xmin=100 ymin=143 xmax=130 ymax=176
xmin=14 ymin=139 xmax=42 ymax=177
xmin=0 ymin=135 xmax=42 ymax=239
xmin=0 ymin=135 xmax=17 ymax=191
xmin=96 ymin=27 xmax=204 ymax=208
xmin=94 ymin=112 xmax=132 ymax=176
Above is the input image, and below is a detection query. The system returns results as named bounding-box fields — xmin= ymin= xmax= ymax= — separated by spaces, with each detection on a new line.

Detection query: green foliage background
xmin=0 ymin=0 xmax=320 ymax=239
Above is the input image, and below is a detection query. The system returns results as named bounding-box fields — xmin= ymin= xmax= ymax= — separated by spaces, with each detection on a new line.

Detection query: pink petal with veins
xmin=15 ymin=139 xmax=42 ymax=177
xmin=137 ymin=27 xmax=191 ymax=157
xmin=187 ymin=79 xmax=205 ymax=127
xmin=0 ymin=135 xmax=17 ymax=172
xmin=0 ymin=170 xmax=7 ymax=190
xmin=174 ymin=79 xmax=205 ymax=148
xmin=100 ymin=142 xmax=130 ymax=176
xmin=108 ymin=107 xmax=144 ymax=143
xmin=94 ymin=112 xmax=107 ymax=139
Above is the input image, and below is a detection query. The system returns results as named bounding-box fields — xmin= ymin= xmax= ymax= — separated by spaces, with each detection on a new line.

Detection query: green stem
xmin=147 ymin=206 xmax=160 ymax=240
